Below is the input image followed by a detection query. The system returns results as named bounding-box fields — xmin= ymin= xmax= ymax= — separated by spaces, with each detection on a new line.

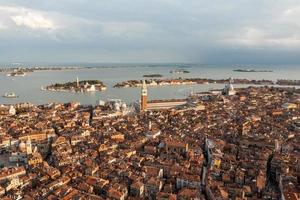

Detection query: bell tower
xmin=76 ymin=77 xmax=79 ymax=87
xmin=141 ymin=80 xmax=148 ymax=111
xmin=26 ymin=136 xmax=32 ymax=155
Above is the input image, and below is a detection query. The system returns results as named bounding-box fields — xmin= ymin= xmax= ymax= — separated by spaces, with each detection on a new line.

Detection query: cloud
xmin=283 ymin=6 xmax=300 ymax=18
xmin=0 ymin=22 xmax=7 ymax=30
xmin=11 ymin=12 xmax=55 ymax=30
xmin=221 ymin=31 xmax=300 ymax=48
xmin=0 ymin=6 xmax=57 ymax=30
xmin=219 ymin=8 xmax=300 ymax=49
xmin=1 ymin=0 xmax=300 ymax=63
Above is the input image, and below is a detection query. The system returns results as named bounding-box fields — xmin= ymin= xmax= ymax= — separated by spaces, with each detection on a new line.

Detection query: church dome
xmin=121 ymin=103 xmax=127 ymax=109
xmin=19 ymin=141 xmax=26 ymax=152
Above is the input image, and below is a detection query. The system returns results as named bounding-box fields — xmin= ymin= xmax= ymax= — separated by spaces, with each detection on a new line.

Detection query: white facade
xmin=9 ymin=106 xmax=16 ymax=115
xmin=87 ymin=84 xmax=96 ymax=92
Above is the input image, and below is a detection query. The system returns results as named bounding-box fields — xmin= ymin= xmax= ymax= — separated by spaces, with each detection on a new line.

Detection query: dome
xmin=19 ymin=141 xmax=26 ymax=152
xmin=121 ymin=103 xmax=127 ymax=109
xmin=114 ymin=102 xmax=120 ymax=111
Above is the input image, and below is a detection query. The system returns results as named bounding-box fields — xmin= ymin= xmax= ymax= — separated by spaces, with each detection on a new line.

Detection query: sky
xmin=0 ymin=0 xmax=300 ymax=64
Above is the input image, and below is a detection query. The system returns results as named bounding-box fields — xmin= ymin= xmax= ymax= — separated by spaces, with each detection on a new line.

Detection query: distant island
xmin=43 ymin=79 xmax=107 ymax=92
xmin=234 ymin=69 xmax=273 ymax=72
xmin=143 ymin=74 xmax=163 ymax=78
xmin=2 ymin=92 xmax=19 ymax=98
xmin=1 ymin=66 xmax=95 ymax=74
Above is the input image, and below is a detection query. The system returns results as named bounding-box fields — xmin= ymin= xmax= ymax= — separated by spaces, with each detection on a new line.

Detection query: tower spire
xmin=26 ymin=136 xmax=32 ymax=155
xmin=141 ymin=80 xmax=148 ymax=111
xmin=76 ymin=77 xmax=79 ymax=87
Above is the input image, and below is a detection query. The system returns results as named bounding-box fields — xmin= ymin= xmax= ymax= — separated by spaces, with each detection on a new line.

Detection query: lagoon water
xmin=0 ymin=64 xmax=299 ymax=105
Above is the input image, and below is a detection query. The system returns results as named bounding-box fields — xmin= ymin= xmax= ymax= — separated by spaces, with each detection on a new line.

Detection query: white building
xmin=9 ymin=106 xmax=16 ymax=115
xmin=26 ymin=138 xmax=32 ymax=155
xmin=223 ymin=78 xmax=236 ymax=96
xmin=87 ymin=84 xmax=96 ymax=92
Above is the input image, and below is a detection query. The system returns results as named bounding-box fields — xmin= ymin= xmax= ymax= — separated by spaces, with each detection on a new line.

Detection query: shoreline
xmin=1 ymin=85 xmax=300 ymax=106
xmin=0 ymin=66 xmax=97 ymax=74
xmin=114 ymin=78 xmax=274 ymax=88
xmin=41 ymin=87 xmax=107 ymax=93
xmin=114 ymin=78 xmax=300 ymax=88
xmin=1 ymin=85 xmax=299 ymax=107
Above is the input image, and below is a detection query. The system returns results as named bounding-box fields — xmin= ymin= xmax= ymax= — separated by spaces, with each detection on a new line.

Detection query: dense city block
xmin=0 ymin=85 xmax=299 ymax=199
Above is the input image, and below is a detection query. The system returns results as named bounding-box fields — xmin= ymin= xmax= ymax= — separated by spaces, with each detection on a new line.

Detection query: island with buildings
xmin=43 ymin=78 xmax=107 ymax=92
xmin=0 ymin=79 xmax=299 ymax=199
xmin=114 ymin=78 xmax=274 ymax=88
xmin=143 ymin=74 xmax=163 ymax=78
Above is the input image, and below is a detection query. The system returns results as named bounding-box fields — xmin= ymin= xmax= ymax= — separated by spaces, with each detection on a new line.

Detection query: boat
xmin=3 ymin=92 xmax=19 ymax=98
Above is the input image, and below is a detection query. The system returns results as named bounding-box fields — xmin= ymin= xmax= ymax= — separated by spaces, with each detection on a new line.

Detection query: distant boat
xmin=170 ymin=69 xmax=190 ymax=74
xmin=3 ymin=92 xmax=19 ymax=98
